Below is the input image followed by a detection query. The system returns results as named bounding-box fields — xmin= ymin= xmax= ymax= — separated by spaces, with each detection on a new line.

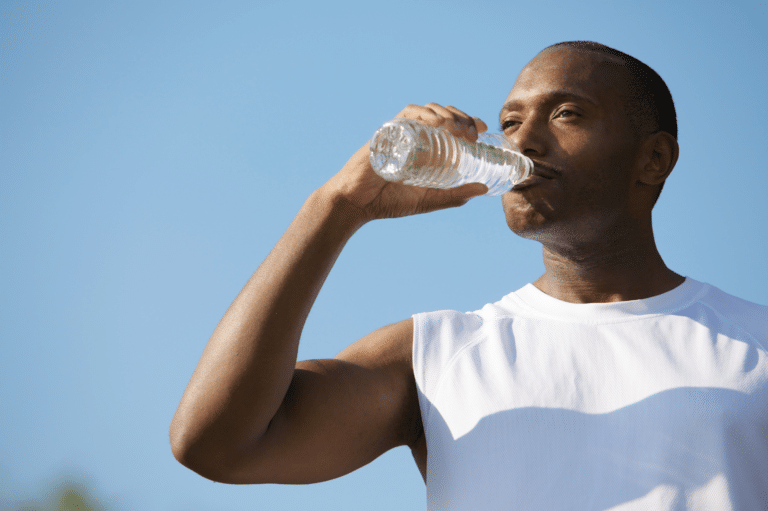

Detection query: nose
xmin=508 ymin=118 xmax=547 ymax=157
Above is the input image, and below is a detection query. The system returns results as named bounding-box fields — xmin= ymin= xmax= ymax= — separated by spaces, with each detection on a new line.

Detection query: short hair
xmin=544 ymin=41 xmax=677 ymax=202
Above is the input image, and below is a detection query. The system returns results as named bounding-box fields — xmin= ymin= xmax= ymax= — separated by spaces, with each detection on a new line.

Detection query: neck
xmin=532 ymin=217 xmax=684 ymax=304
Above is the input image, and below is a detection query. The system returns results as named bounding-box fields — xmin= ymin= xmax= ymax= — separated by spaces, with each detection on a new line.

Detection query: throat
xmin=535 ymin=241 xmax=684 ymax=304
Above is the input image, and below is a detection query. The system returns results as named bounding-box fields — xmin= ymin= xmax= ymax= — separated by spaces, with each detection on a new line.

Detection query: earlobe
xmin=638 ymin=132 xmax=679 ymax=186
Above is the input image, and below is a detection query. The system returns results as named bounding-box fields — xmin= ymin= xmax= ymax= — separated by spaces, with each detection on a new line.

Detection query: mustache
xmin=530 ymin=160 xmax=563 ymax=178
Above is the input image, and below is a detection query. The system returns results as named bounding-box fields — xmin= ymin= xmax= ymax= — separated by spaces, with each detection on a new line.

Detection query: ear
xmin=636 ymin=131 xmax=679 ymax=186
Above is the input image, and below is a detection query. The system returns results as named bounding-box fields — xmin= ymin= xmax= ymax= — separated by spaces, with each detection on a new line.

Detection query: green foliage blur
xmin=4 ymin=478 xmax=110 ymax=511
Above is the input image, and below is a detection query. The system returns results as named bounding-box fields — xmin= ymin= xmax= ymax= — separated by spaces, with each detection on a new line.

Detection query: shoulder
xmin=413 ymin=308 xmax=485 ymax=364
xmin=691 ymin=280 xmax=768 ymax=345
xmin=412 ymin=294 xmax=521 ymax=358
xmin=336 ymin=318 xmax=415 ymax=373
xmin=696 ymin=281 xmax=768 ymax=313
xmin=412 ymin=294 xmax=522 ymax=390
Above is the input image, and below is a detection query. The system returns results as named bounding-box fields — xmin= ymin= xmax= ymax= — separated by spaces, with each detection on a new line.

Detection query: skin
xmin=169 ymin=46 xmax=682 ymax=485
xmin=500 ymin=47 xmax=682 ymax=302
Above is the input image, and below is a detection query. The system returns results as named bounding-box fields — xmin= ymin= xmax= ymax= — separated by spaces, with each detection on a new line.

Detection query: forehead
xmin=502 ymin=47 xmax=628 ymax=114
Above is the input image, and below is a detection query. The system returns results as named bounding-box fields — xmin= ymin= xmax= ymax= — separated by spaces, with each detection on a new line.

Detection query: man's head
xmin=499 ymin=42 xmax=679 ymax=248
xmin=546 ymin=41 xmax=678 ymax=145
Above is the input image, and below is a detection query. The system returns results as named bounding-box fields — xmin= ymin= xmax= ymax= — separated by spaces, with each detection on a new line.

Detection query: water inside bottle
xmin=370 ymin=119 xmax=532 ymax=196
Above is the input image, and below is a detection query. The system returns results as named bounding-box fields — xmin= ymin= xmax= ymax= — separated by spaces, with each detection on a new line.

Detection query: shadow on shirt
xmin=424 ymin=385 xmax=768 ymax=510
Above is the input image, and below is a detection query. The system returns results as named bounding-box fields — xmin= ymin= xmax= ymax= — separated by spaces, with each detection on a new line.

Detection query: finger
xmin=395 ymin=104 xmax=443 ymax=125
xmin=396 ymin=104 xmax=472 ymax=141
xmin=442 ymin=106 xmax=488 ymax=136
xmin=395 ymin=104 xmax=483 ymax=142
xmin=430 ymin=103 xmax=476 ymax=130
xmin=425 ymin=102 xmax=462 ymax=121
xmin=425 ymin=103 xmax=479 ymax=142
xmin=472 ymin=116 xmax=488 ymax=134
xmin=443 ymin=105 xmax=473 ymax=123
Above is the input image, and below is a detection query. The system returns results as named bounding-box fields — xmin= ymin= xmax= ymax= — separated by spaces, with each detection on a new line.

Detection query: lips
xmin=531 ymin=161 xmax=562 ymax=179
xmin=512 ymin=161 xmax=562 ymax=190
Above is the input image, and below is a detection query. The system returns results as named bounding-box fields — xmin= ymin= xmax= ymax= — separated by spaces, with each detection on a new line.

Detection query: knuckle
xmin=446 ymin=105 xmax=465 ymax=117
xmin=401 ymin=104 xmax=420 ymax=113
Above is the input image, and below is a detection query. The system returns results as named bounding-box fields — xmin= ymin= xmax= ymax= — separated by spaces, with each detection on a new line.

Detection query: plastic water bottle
xmin=369 ymin=118 xmax=533 ymax=196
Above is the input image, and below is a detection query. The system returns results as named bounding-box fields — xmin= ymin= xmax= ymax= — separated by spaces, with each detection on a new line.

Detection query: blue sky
xmin=1 ymin=1 xmax=766 ymax=509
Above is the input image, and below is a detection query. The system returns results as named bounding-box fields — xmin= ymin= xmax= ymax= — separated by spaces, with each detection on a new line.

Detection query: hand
xmin=322 ymin=103 xmax=490 ymax=223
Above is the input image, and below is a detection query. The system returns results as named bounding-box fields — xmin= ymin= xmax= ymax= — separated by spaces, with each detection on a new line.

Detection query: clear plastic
xmin=369 ymin=118 xmax=533 ymax=196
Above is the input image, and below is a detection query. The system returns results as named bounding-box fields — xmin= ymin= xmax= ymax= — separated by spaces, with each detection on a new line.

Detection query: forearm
xmin=170 ymin=105 xmax=488 ymax=478
xmin=170 ymin=186 xmax=366 ymax=470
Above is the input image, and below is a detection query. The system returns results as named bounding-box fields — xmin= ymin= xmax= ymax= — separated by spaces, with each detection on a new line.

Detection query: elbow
xmin=170 ymin=416 xmax=257 ymax=484
xmin=169 ymin=416 xmax=229 ymax=483
xmin=171 ymin=447 xmax=220 ymax=483
xmin=169 ymin=422 xmax=194 ymax=471
xmin=171 ymin=438 xmax=230 ymax=483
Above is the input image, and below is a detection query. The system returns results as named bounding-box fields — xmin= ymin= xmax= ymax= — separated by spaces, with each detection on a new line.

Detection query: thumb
xmin=417 ymin=182 xmax=489 ymax=214
xmin=452 ymin=182 xmax=489 ymax=200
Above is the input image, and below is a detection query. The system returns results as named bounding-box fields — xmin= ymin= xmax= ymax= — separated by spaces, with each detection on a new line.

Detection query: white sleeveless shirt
xmin=412 ymin=278 xmax=768 ymax=510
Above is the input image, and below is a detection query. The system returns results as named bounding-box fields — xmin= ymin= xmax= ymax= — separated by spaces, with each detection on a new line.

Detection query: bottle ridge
xmin=369 ymin=118 xmax=533 ymax=196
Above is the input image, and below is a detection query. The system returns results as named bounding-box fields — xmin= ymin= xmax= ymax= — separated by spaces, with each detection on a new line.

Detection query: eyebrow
xmin=499 ymin=90 xmax=599 ymax=119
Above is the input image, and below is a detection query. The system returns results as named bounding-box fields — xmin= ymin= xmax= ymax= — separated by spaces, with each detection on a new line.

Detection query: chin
xmin=503 ymin=205 xmax=551 ymax=240
xmin=505 ymin=211 xmax=571 ymax=246
xmin=502 ymin=191 xmax=558 ymax=237
xmin=509 ymin=225 xmax=554 ymax=243
xmin=505 ymin=215 xmax=546 ymax=240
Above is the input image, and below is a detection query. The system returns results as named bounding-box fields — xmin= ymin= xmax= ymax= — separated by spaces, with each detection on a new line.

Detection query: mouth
xmin=511 ymin=161 xmax=562 ymax=190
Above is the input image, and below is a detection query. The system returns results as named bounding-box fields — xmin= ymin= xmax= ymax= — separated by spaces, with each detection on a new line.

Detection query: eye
xmin=499 ymin=119 xmax=520 ymax=131
xmin=554 ymin=108 xmax=580 ymax=120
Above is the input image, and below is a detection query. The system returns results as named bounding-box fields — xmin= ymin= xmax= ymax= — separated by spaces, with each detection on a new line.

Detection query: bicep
xmin=223 ymin=319 xmax=420 ymax=484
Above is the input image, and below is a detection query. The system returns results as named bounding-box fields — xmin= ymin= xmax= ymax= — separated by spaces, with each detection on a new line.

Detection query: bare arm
xmin=169 ymin=104 xmax=488 ymax=484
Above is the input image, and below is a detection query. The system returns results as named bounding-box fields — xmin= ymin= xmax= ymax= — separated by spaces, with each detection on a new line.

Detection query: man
xmin=170 ymin=41 xmax=768 ymax=509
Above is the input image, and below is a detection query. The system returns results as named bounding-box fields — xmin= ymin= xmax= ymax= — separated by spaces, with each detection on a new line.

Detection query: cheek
xmin=561 ymin=140 xmax=635 ymax=202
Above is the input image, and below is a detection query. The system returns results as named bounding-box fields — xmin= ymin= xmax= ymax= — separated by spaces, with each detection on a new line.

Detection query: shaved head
xmin=537 ymin=41 xmax=677 ymax=203
xmin=541 ymin=41 xmax=677 ymax=141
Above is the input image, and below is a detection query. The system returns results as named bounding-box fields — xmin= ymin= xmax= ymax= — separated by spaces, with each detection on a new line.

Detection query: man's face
xmin=500 ymin=47 xmax=642 ymax=246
